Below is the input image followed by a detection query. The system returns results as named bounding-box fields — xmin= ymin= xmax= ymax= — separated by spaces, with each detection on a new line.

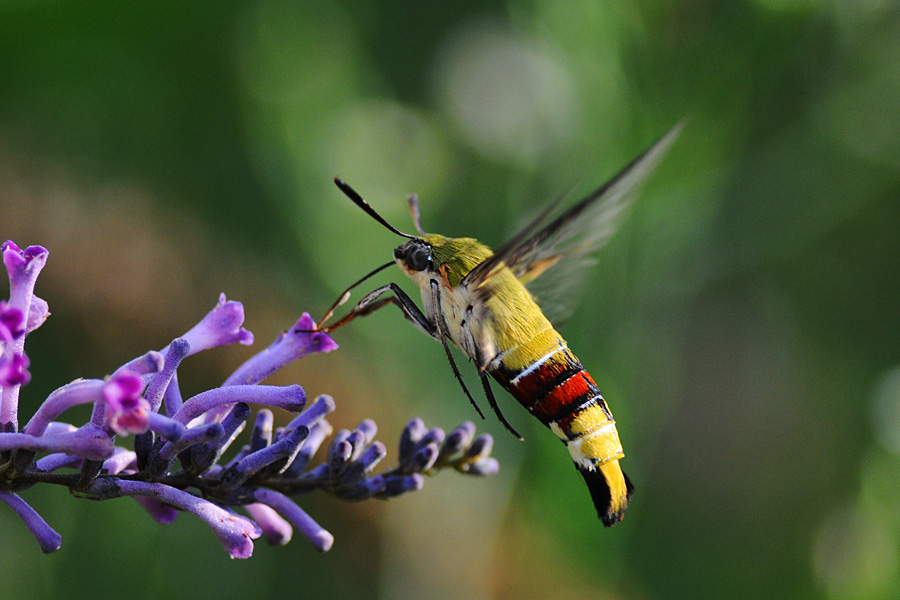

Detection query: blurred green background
xmin=2 ymin=1 xmax=899 ymax=599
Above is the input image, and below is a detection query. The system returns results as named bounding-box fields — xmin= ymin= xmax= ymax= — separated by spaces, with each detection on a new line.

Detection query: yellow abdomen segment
xmin=490 ymin=327 xmax=632 ymax=526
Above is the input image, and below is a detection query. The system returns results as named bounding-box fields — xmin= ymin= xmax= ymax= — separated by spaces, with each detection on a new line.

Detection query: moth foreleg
xmin=430 ymin=280 xmax=486 ymax=420
xmin=479 ymin=372 xmax=523 ymax=440
xmin=323 ymin=283 xmax=436 ymax=339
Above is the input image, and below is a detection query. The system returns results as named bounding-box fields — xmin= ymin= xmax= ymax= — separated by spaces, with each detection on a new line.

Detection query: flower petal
xmin=0 ymin=490 xmax=62 ymax=553
xmin=223 ymin=313 xmax=337 ymax=387
xmin=179 ymin=294 xmax=254 ymax=355
xmin=102 ymin=370 xmax=150 ymax=436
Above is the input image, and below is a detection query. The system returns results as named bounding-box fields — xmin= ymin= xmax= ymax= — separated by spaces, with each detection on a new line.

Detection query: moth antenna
xmin=334 ymin=177 xmax=416 ymax=239
xmin=407 ymin=194 xmax=426 ymax=235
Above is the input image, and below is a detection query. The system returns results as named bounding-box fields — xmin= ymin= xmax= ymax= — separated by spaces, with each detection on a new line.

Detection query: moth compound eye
xmin=406 ymin=245 xmax=432 ymax=272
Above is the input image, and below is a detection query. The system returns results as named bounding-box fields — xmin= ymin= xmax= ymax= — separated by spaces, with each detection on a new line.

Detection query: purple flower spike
xmin=0 ymin=238 xmax=501 ymax=558
xmin=110 ymin=480 xmax=261 ymax=558
xmin=465 ymin=457 xmax=500 ymax=476
xmin=174 ymin=384 xmax=306 ymax=425
xmin=163 ymin=374 xmax=183 ymax=417
xmin=0 ymin=351 xmax=30 ymax=387
xmin=151 ymin=423 xmax=225 ymax=477
xmin=2 ymin=242 xmax=49 ymax=316
xmin=344 ymin=429 xmax=368 ymax=461
xmin=198 ymin=314 xmax=333 ymax=425
xmin=417 ymin=428 xmax=446 ymax=449
xmin=399 ymin=418 xmax=428 ymax=463
xmin=328 ymin=438 xmax=353 ymax=473
xmin=249 ymin=409 xmax=274 ymax=452
xmin=180 ymin=294 xmax=254 ymax=356
xmin=92 ymin=353 xmax=160 ymax=430
xmin=245 ymin=502 xmax=293 ymax=546
xmin=342 ymin=475 xmax=387 ymax=500
xmin=0 ymin=490 xmax=62 ymax=553
xmin=0 ymin=301 xmax=25 ymax=341
xmin=411 ymin=443 xmax=440 ymax=472
xmin=383 ymin=473 xmax=425 ymax=497
xmin=0 ymin=426 xmax=115 ymax=461
xmin=146 ymin=412 xmax=184 ymax=442
xmin=356 ymin=441 xmax=387 ymax=474
xmin=43 ymin=421 xmax=77 ymax=435
xmin=295 ymin=312 xmax=340 ymax=354
xmin=188 ymin=403 xmax=250 ymax=475
xmin=278 ymin=394 xmax=335 ymax=438
xmin=223 ymin=313 xmax=337 ymax=388
xmin=24 ymin=296 xmax=49 ymax=334
xmin=34 ymin=452 xmax=83 ymax=473
xmin=443 ymin=422 xmax=476 ymax=457
xmin=356 ymin=418 xmax=377 ymax=444
xmin=466 ymin=434 xmax=494 ymax=460
xmin=1 ymin=242 xmax=48 ymax=427
xmin=134 ymin=496 xmax=179 ymax=524
xmin=0 ymin=302 xmax=28 ymax=386
xmin=102 ymin=449 xmax=137 ymax=475
xmin=219 ymin=425 xmax=309 ymax=490
xmin=113 ymin=351 xmax=166 ymax=379
xmin=144 ymin=339 xmax=190 ymax=413
xmin=253 ymin=488 xmax=333 ymax=552
xmin=283 ymin=419 xmax=333 ymax=477
xmin=299 ymin=392 xmax=336 ymax=421
xmin=23 ymin=380 xmax=105 ymax=436
xmin=103 ymin=370 xmax=150 ymax=437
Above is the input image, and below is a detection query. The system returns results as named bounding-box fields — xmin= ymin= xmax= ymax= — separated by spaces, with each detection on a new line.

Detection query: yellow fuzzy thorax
xmin=423 ymin=233 xmax=556 ymax=370
xmin=423 ymin=234 xmax=490 ymax=288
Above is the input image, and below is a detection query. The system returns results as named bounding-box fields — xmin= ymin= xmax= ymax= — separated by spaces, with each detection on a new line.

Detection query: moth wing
xmin=462 ymin=122 xmax=683 ymax=323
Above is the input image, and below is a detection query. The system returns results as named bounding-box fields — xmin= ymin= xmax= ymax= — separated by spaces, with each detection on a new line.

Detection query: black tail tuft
xmin=578 ymin=464 xmax=634 ymax=527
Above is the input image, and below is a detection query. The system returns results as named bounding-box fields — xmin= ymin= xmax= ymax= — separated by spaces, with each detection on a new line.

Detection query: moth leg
xmin=479 ymin=372 xmax=523 ymax=440
xmin=322 ymin=283 xmax=435 ymax=338
xmin=466 ymin=327 xmax=524 ymax=440
xmin=430 ymin=280 xmax=486 ymax=420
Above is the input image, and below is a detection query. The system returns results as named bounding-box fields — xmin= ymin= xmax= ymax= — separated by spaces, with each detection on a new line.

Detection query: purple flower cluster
xmin=0 ymin=240 xmax=498 ymax=557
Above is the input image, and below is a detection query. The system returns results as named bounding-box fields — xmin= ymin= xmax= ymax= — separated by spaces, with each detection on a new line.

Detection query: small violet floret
xmin=0 ymin=301 xmax=25 ymax=340
xmin=0 ymin=351 xmax=30 ymax=387
xmin=0 ymin=301 xmax=29 ymax=386
xmin=180 ymin=293 xmax=254 ymax=355
xmin=102 ymin=370 xmax=150 ymax=436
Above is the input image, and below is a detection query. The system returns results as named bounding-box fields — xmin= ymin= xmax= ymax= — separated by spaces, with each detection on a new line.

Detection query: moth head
xmin=333 ymin=179 xmax=488 ymax=286
xmin=394 ymin=239 xmax=434 ymax=274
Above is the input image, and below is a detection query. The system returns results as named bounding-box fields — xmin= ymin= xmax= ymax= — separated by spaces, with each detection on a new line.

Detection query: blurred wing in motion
xmin=462 ymin=122 xmax=684 ymax=323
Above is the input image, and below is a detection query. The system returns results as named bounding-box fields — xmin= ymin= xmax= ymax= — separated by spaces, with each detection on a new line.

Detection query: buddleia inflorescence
xmin=0 ymin=240 xmax=498 ymax=557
